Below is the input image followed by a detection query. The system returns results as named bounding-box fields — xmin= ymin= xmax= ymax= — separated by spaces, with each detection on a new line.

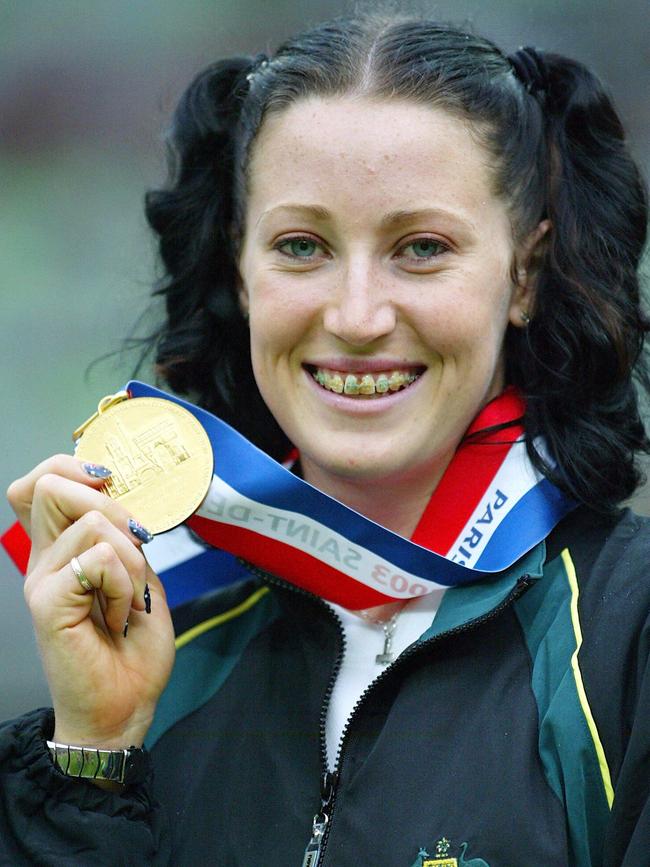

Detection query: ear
xmin=238 ymin=281 xmax=250 ymax=318
xmin=508 ymin=219 xmax=551 ymax=328
xmin=233 ymin=225 xmax=250 ymax=319
xmin=235 ymin=260 xmax=250 ymax=319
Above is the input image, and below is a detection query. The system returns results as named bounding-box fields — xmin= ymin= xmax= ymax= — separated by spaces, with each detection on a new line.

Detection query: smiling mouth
xmin=307 ymin=365 xmax=425 ymax=397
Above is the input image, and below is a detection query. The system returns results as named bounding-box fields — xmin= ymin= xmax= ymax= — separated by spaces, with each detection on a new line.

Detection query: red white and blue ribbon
xmin=2 ymin=381 xmax=574 ymax=610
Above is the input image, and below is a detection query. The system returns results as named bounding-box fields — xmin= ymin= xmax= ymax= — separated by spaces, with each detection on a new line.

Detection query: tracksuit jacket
xmin=0 ymin=506 xmax=649 ymax=866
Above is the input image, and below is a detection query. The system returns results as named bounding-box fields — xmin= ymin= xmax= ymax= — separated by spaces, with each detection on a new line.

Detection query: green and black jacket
xmin=1 ymin=506 xmax=649 ymax=866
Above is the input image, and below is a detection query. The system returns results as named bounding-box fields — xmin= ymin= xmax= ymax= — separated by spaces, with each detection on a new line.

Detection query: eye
xmin=396 ymin=237 xmax=449 ymax=262
xmin=274 ymin=235 xmax=326 ymax=260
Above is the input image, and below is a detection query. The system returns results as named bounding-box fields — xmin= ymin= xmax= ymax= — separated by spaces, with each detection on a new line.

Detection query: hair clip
xmin=246 ymin=56 xmax=270 ymax=85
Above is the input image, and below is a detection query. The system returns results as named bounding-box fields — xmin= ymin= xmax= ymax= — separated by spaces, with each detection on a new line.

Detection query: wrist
xmin=52 ymin=709 xmax=154 ymax=751
xmin=52 ymin=728 xmax=145 ymax=751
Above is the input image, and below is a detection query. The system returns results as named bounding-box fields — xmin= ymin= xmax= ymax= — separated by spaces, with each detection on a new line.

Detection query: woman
xmin=1 ymin=13 xmax=649 ymax=866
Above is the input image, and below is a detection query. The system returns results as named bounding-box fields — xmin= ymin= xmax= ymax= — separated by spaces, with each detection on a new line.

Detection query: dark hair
xmin=143 ymin=13 xmax=649 ymax=511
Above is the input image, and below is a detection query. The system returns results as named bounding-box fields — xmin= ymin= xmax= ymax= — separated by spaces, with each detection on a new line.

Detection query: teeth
xmin=359 ymin=375 xmax=375 ymax=395
xmin=344 ymin=374 xmax=360 ymax=395
xmin=311 ymin=367 xmax=420 ymax=396
xmin=375 ymin=374 xmax=390 ymax=393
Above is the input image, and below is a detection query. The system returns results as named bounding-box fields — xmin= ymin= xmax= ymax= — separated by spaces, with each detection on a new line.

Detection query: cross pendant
xmin=375 ymin=630 xmax=395 ymax=665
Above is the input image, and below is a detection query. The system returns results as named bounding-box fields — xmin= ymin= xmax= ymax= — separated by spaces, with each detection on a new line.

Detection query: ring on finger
xmin=70 ymin=556 xmax=94 ymax=593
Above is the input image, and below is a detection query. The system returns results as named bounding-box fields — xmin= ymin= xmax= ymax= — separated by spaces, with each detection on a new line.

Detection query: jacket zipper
xmin=241 ymin=562 xmax=346 ymax=867
xmin=242 ymin=561 xmax=532 ymax=867
xmin=316 ymin=575 xmax=534 ymax=865
xmin=300 ymin=770 xmax=338 ymax=866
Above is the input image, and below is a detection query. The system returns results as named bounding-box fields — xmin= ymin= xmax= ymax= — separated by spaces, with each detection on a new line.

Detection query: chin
xmin=302 ymin=443 xmax=436 ymax=486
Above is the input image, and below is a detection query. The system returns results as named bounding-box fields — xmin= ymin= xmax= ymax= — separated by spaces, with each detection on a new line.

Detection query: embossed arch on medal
xmin=75 ymin=395 xmax=214 ymax=534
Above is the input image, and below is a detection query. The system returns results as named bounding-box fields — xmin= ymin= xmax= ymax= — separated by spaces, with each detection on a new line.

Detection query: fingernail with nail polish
xmin=128 ymin=518 xmax=153 ymax=544
xmin=82 ymin=462 xmax=112 ymax=479
xmin=123 ymin=620 xmax=129 ymax=638
xmin=144 ymin=583 xmax=152 ymax=614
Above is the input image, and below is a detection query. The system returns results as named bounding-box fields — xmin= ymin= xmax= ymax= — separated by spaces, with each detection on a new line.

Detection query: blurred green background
xmin=1 ymin=0 xmax=648 ymax=719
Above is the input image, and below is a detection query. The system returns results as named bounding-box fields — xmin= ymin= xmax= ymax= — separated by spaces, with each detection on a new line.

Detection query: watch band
xmin=46 ymin=740 xmax=148 ymax=785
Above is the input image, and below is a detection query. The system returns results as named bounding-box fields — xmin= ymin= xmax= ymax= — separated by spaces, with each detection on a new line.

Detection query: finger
xmin=30 ymin=544 xmax=135 ymax=636
xmin=70 ymin=555 xmax=94 ymax=593
xmin=7 ymin=454 xmax=113 ymax=534
xmin=29 ymin=474 xmax=152 ymax=557
xmin=75 ymin=545 xmax=134 ymax=634
xmin=27 ymin=509 xmax=149 ymax=613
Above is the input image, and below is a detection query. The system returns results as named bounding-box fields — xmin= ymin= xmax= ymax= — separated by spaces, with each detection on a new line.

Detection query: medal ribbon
xmin=137 ymin=381 xmax=572 ymax=608
xmin=2 ymin=382 xmax=574 ymax=610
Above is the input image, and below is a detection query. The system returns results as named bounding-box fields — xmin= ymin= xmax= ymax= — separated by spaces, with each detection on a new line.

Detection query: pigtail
xmin=144 ymin=58 xmax=290 ymax=457
xmin=516 ymin=52 xmax=650 ymax=509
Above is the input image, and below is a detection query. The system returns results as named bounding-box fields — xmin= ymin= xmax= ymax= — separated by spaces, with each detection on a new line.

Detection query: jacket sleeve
xmin=0 ymin=707 xmax=172 ymax=866
xmin=603 ymin=614 xmax=650 ymax=866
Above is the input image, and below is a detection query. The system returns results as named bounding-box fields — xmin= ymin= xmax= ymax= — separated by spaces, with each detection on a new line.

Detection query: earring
xmin=520 ymin=310 xmax=531 ymax=325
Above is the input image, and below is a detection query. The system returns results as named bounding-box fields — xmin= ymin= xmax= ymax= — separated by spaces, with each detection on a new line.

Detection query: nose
xmin=322 ymin=260 xmax=396 ymax=346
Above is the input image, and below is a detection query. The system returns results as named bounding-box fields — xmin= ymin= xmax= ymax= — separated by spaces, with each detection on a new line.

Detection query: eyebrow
xmin=379 ymin=207 xmax=471 ymax=230
xmin=256 ymin=203 xmax=474 ymax=232
xmin=256 ymin=204 xmax=331 ymax=227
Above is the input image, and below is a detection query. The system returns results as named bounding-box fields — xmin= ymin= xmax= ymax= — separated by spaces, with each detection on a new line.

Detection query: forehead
xmin=245 ymin=96 xmax=502 ymax=222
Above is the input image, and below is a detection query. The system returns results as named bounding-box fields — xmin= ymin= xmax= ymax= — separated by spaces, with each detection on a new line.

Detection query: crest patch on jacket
xmin=409 ymin=837 xmax=490 ymax=866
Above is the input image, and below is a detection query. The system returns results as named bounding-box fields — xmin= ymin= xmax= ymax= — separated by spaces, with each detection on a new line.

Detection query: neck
xmin=300 ymin=453 xmax=453 ymax=622
xmin=299 ymin=452 xmax=452 ymax=539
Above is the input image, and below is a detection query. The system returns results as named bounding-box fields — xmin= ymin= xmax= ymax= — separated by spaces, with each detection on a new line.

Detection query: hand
xmin=7 ymin=455 xmax=176 ymax=749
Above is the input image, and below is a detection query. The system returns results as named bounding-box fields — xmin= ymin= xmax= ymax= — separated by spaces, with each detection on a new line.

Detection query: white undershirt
xmin=324 ymin=589 xmax=446 ymax=769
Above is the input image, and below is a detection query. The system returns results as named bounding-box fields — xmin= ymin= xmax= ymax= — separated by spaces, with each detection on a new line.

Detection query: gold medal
xmin=74 ymin=392 xmax=213 ymax=534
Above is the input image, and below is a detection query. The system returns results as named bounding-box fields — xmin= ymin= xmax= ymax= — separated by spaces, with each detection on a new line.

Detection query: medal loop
xmin=72 ymin=391 xmax=129 ymax=443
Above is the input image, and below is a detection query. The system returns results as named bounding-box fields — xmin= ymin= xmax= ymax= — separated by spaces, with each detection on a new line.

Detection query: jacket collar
xmin=419 ymin=540 xmax=546 ymax=641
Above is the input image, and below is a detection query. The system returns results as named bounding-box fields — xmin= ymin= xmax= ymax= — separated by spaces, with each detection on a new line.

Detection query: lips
xmin=307 ymin=365 xmax=424 ymax=396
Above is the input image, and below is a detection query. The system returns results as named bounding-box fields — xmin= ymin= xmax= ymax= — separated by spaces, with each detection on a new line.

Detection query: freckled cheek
xmin=416 ymin=305 xmax=508 ymax=370
xmin=248 ymin=340 xmax=289 ymax=413
xmin=415 ymin=303 xmax=481 ymax=357
xmin=250 ymin=270 xmax=318 ymax=313
xmin=249 ymin=298 xmax=315 ymax=377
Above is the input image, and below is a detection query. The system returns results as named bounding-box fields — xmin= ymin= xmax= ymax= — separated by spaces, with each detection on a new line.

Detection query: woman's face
xmin=238 ymin=97 xmax=533 ymax=488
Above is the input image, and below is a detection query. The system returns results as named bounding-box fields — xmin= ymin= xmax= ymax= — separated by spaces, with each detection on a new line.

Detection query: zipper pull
xmin=301 ymin=771 xmax=338 ymax=867
xmin=320 ymin=769 xmax=336 ymax=806
xmin=301 ymin=814 xmax=328 ymax=867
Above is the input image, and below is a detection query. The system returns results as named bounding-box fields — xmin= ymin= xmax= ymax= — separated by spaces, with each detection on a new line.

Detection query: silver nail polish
xmin=128 ymin=518 xmax=154 ymax=544
xmin=82 ymin=462 xmax=112 ymax=479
